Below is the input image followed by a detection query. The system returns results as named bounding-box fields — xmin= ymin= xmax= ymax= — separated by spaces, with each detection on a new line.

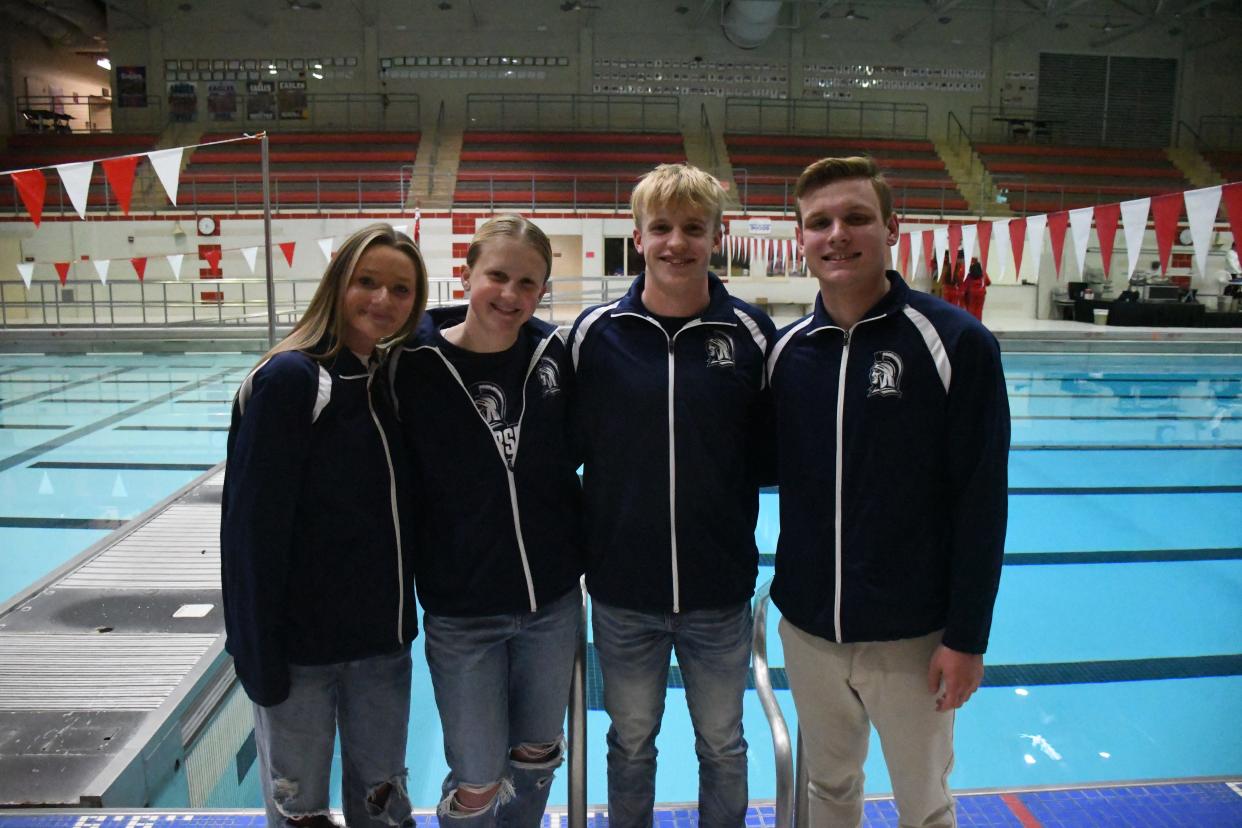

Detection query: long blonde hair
xmin=258 ymin=223 xmax=428 ymax=366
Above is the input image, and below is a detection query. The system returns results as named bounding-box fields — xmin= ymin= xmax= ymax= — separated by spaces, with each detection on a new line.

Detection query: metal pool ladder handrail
xmin=754 ymin=577 xmax=798 ymax=828
xmin=567 ymin=578 xmax=589 ymax=828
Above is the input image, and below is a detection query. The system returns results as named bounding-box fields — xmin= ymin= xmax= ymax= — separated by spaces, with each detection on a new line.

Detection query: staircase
xmin=934 ymin=137 xmax=1012 ymax=218
xmin=1166 ymin=147 xmax=1225 ymax=189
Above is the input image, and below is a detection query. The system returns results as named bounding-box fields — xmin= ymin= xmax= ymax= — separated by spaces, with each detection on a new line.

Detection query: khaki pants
xmin=779 ymin=620 xmax=956 ymax=828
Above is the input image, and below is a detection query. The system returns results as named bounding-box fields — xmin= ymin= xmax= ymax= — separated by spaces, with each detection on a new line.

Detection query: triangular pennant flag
xmin=1222 ymin=182 xmax=1242 ymax=245
xmin=241 ymin=246 xmax=259 ymax=274
xmin=94 ymin=259 xmax=111 ymax=285
xmin=13 ymin=169 xmax=47 ymax=226
xmin=101 ymin=155 xmax=140 ymax=216
xmin=1068 ymin=207 xmax=1093 ymax=278
xmin=414 ymin=206 xmax=422 ymax=246
xmin=898 ymin=233 xmax=911 ymax=276
xmin=1026 ymin=214 xmax=1047 ymax=284
xmin=989 ymin=219 xmax=1010 ymax=282
xmin=1120 ymin=197 xmax=1151 ymax=281
xmin=279 ymin=241 xmax=296 ymax=267
xmin=166 ymin=254 xmax=184 ymax=281
xmin=17 ymin=262 xmax=34 ymax=288
xmin=55 ymin=161 xmax=94 ymax=220
xmin=1009 ymin=218 xmax=1027 ymax=280
xmin=1094 ymin=203 xmax=1121 ymax=279
xmin=961 ymin=224 xmax=978 ymax=264
xmin=1047 ymin=212 xmax=1069 ymax=279
xmin=146 ymin=147 xmax=183 ymax=206
xmin=131 ymin=257 xmax=147 ymax=281
xmin=1151 ymin=193 xmax=1183 ymax=276
xmin=202 ymin=248 xmax=222 ymax=270
xmin=392 ymin=224 xmax=410 ymax=239
xmin=112 ymin=472 xmax=128 ymax=498
xmin=908 ymin=232 xmax=922 ymax=280
xmin=933 ymin=227 xmax=949 ymax=275
xmin=947 ymin=223 xmax=963 ymax=262
xmin=39 ymin=471 xmax=54 ymax=495
xmin=54 ymin=261 xmax=71 ymax=285
xmin=976 ymin=221 xmax=992 ymax=281
xmin=921 ymin=230 xmax=935 ymax=275
xmin=1183 ymin=186 xmax=1222 ymax=278
xmin=318 ymin=237 xmax=335 ymax=261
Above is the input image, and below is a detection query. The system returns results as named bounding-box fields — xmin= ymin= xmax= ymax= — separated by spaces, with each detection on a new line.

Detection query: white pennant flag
xmin=889 ymin=236 xmax=899 ymax=271
xmin=1068 ymin=207 xmax=1094 ymax=278
xmin=961 ymin=224 xmax=978 ymax=263
xmin=990 ymin=219 xmax=1012 ymax=282
xmin=1120 ymin=197 xmax=1151 ymax=281
xmin=147 ymin=147 xmax=184 ymax=205
xmin=55 ymin=161 xmax=94 ymax=220
xmin=17 ymin=262 xmax=34 ymax=288
xmin=1183 ymin=186 xmax=1223 ymax=278
xmin=933 ymin=227 xmax=949 ymax=272
xmin=166 ymin=253 xmax=185 ymax=281
xmin=1026 ymin=214 xmax=1047 ymax=284
xmin=94 ymin=259 xmax=111 ymax=285
xmin=318 ymin=237 xmax=335 ymax=261
xmin=909 ymin=232 xmax=923 ymax=280
xmin=241 ymin=246 xmax=259 ymax=274
xmin=392 ymin=223 xmax=410 ymax=238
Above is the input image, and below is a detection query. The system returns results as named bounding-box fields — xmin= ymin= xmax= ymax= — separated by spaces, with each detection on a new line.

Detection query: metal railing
xmin=465 ymin=93 xmax=681 ymax=132
xmin=946 ymin=111 xmax=977 ymax=176
xmin=732 ymin=169 xmax=971 ymax=216
xmin=701 ymin=103 xmax=721 ymax=175
xmin=990 ymin=177 xmax=1191 ymax=215
xmin=182 ymin=92 xmax=420 ymax=132
xmin=724 ymin=98 xmax=929 ymax=139
xmin=15 ymin=94 xmax=164 ymax=134
xmin=753 ymin=579 xmax=797 ymax=828
xmin=1174 ymin=120 xmax=1211 ymax=152
xmin=566 ymin=581 xmax=589 ymax=828
xmin=1198 ymin=115 xmax=1242 ymax=151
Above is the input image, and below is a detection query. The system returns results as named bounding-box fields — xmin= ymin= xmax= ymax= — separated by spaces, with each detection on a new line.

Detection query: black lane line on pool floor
xmin=0 ymin=367 xmax=131 ymax=412
xmin=0 ymin=516 xmax=127 ymax=530
xmin=114 ymin=425 xmax=230 ymax=432
xmin=581 ymin=645 xmax=1242 ymax=707
xmin=1011 ymin=485 xmax=1242 ymax=494
xmin=0 ymin=424 xmax=71 ymax=430
xmin=1013 ymin=444 xmax=1242 ymax=450
xmin=30 ymin=461 xmax=215 ymax=471
xmin=0 ymin=368 xmax=238 ymax=473
xmin=758 ymin=548 xmax=1242 ymax=568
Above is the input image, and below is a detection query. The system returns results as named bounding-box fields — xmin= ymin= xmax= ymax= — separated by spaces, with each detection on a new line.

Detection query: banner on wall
xmin=167 ymin=82 xmax=198 ymax=122
xmin=277 ymin=80 xmax=308 ymax=120
xmin=207 ymin=81 xmax=238 ymax=121
xmin=246 ymin=80 xmax=276 ymax=120
xmin=117 ymin=66 xmax=147 ymax=108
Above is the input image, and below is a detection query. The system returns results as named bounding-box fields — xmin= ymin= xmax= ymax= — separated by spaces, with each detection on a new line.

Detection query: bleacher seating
xmin=0 ymin=133 xmax=159 ymax=212
xmin=180 ymin=132 xmax=419 ymax=210
xmin=1203 ymin=151 xmax=1242 ymax=184
xmin=976 ymin=144 xmax=1189 ymax=214
xmin=454 ymin=132 xmax=686 ymax=209
xmin=724 ymin=134 xmax=968 ymax=213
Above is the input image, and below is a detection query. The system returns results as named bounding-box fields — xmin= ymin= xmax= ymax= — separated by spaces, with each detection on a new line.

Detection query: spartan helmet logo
xmin=705 ymin=333 xmax=735 ymax=368
xmin=867 ymin=351 xmax=904 ymax=398
xmin=536 ymin=356 xmax=561 ymax=398
xmin=470 ymin=381 xmax=507 ymax=425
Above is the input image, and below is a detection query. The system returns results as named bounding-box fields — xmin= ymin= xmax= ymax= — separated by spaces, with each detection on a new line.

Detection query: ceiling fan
xmin=824 ymin=4 xmax=870 ymax=20
xmin=1090 ymin=15 xmax=1130 ymax=32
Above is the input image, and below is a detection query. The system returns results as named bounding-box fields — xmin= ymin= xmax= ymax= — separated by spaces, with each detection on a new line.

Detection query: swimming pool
xmin=1 ymin=349 xmax=1239 ymax=809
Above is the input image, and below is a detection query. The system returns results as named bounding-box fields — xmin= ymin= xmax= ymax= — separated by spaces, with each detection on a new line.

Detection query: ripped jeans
xmin=424 ymin=586 xmax=582 ymax=827
xmin=252 ymin=648 xmax=414 ymax=828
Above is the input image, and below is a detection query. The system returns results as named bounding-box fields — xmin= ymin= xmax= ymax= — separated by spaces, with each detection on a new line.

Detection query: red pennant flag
xmin=1151 ymin=192 xmax=1183 ymax=275
xmin=1008 ymin=218 xmax=1027 ymax=280
xmin=1094 ymin=203 xmax=1121 ymax=279
xmin=414 ymin=207 xmax=422 ymax=247
xmin=54 ymin=261 xmax=71 ymax=285
xmin=1047 ymin=211 xmax=1069 ymax=279
xmin=947 ymin=223 xmax=962 ymax=261
xmin=202 ymin=248 xmax=222 ymax=270
xmin=922 ymin=229 xmax=935 ymax=273
xmin=279 ymin=241 xmax=296 ymax=267
xmin=12 ymin=169 xmax=47 ymax=227
xmin=898 ymin=233 xmax=911 ymax=276
xmin=976 ymin=221 xmax=992 ymax=280
xmin=1223 ymin=182 xmax=1242 ymax=247
xmin=102 ymin=155 xmax=140 ymax=216
xmin=131 ymin=257 xmax=147 ymax=281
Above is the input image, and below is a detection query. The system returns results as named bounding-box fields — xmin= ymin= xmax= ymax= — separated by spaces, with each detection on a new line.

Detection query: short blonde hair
xmin=631 ymin=163 xmax=726 ymax=230
xmin=794 ymin=156 xmax=893 ymax=223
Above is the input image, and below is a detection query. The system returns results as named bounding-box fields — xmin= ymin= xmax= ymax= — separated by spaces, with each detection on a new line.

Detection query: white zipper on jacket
xmin=363 ymin=359 xmax=407 ymax=646
xmin=415 ymin=334 xmax=555 ymax=613
xmin=613 ymin=311 xmax=733 ymax=614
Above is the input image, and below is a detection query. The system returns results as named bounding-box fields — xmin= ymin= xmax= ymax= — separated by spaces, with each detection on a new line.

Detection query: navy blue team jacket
xmin=389 ymin=307 xmax=583 ymax=617
xmin=568 ymin=273 xmax=775 ymax=614
xmin=221 ymin=346 xmax=417 ymax=707
xmin=767 ymin=272 xmax=1010 ymax=654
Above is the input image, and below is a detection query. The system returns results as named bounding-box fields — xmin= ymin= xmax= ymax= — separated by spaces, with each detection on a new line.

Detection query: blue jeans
xmin=424 ymin=586 xmax=582 ymax=827
xmin=252 ymin=648 xmax=413 ymax=828
xmin=591 ymin=599 xmax=752 ymax=828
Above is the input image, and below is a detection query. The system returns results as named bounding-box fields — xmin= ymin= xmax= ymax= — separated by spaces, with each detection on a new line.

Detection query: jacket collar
xmin=617 ymin=271 xmax=737 ymax=324
xmin=410 ymin=304 xmax=557 ymax=348
xmin=811 ymin=270 xmax=909 ymax=329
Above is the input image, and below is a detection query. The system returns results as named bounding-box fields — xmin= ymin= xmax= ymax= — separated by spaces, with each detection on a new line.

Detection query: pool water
xmin=1 ymin=350 xmax=1239 ymax=808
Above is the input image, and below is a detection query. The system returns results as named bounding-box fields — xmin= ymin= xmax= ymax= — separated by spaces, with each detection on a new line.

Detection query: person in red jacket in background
xmin=964 ymin=255 xmax=989 ymax=322
xmin=941 ymin=249 xmax=966 ymax=309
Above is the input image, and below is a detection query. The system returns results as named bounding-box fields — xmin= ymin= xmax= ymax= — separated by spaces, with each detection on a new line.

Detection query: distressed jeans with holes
xmin=591 ymin=599 xmax=752 ymax=828
xmin=252 ymin=648 xmax=414 ymax=828
xmin=424 ymin=587 xmax=582 ymax=827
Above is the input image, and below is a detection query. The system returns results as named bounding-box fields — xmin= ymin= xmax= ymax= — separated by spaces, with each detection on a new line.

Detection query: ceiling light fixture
xmin=96 ymin=57 xmax=111 ymax=70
